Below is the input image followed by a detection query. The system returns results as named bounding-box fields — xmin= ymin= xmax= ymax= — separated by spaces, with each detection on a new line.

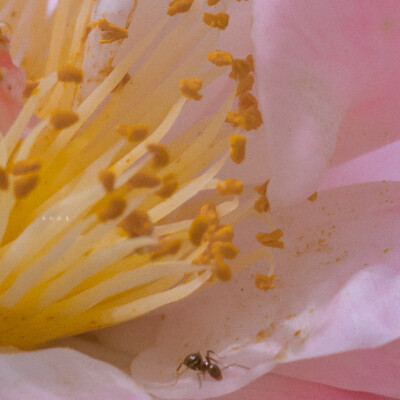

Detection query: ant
xmin=176 ymin=350 xmax=248 ymax=387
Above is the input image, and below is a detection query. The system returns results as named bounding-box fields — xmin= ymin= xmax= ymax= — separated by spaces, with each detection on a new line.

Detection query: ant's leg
xmin=221 ymin=363 xmax=250 ymax=371
xmin=196 ymin=372 xmax=203 ymax=389
xmin=173 ymin=364 xmax=188 ymax=386
xmin=206 ymin=350 xmax=225 ymax=364
xmin=176 ymin=362 xmax=184 ymax=373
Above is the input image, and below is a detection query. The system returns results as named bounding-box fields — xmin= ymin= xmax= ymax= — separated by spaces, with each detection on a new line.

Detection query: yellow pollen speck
xmin=216 ymin=178 xmax=243 ymax=195
xmin=189 ymin=216 xmax=209 ymax=246
xmin=215 ymin=257 xmax=232 ymax=281
xmin=128 ymin=171 xmax=161 ymax=188
xmin=22 ymin=79 xmax=39 ymax=98
xmin=256 ymin=329 xmax=265 ymax=342
xmin=211 ymin=241 xmax=239 ymax=259
xmin=226 ymin=106 xmax=263 ymax=131
xmin=294 ymin=329 xmax=301 ymax=337
xmin=230 ymin=58 xmax=252 ymax=81
xmin=207 ymin=50 xmax=233 ymax=66
xmin=203 ymin=12 xmax=229 ymax=30
xmin=255 ymin=274 xmax=276 ymax=291
xmin=151 ymin=239 xmax=182 ymax=260
xmin=147 ymin=143 xmax=170 ymax=168
xmin=155 ymin=173 xmax=179 ymax=198
xmin=254 ymin=180 xmax=270 ymax=213
xmin=11 ymin=158 xmax=41 ymax=175
xmin=239 ymin=92 xmax=258 ymax=110
xmin=167 ymin=0 xmax=194 ymax=16
xmin=57 ymin=65 xmax=83 ymax=83
xmin=255 ymin=180 xmax=269 ymax=195
xmin=50 ymin=110 xmax=79 ymax=130
xmin=14 ymin=175 xmax=39 ymax=199
xmin=308 ymin=192 xmax=318 ymax=201
xmin=118 ymin=209 xmax=153 ymax=238
xmin=207 ymin=0 xmax=221 ymax=5
xmin=98 ymin=198 xmax=126 ymax=221
xmin=98 ymin=170 xmax=115 ymax=192
xmin=179 ymin=78 xmax=202 ymax=100
xmin=93 ymin=18 xmax=128 ymax=44
xmin=236 ymin=74 xmax=254 ymax=96
xmin=118 ymin=125 xmax=149 ymax=142
xmin=0 ymin=168 xmax=8 ymax=190
xmin=254 ymin=195 xmax=270 ymax=213
xmin=200 ymin=202 xmax=219 ymax=226
xmin=229 ymin=134 xmax=246 ymax=164
xmin=211 ymin=225 xmax=234 ymax=243
xmin=256 ymin=230 xmax=284 ymax=249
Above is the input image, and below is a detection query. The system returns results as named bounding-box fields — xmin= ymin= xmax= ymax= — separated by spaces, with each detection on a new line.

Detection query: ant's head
xmin=183 ymin=352 xmax=202 ymax=370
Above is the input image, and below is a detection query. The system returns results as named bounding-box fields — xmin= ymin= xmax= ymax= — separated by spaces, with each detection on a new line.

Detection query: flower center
xmin=0 ymin=0 xmax=278 ymax=348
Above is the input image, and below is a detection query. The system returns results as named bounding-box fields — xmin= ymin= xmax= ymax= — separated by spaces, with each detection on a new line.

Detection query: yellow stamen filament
xmin=229 ymin=134 xmax=246 ymax=164
xmin=147 ymin=143 xmax=170 ymax=168
xmin=0 ymin=0 xmax=275 ymax=347
xmin=180 ymin=78 xmax=203 ymax=100
xmin=203 ymin=12 xmax=229 ymax=30
xmin=167 ymin=0 xmax=194 ymax=16
xmin=11 ymin=158 xmax=41 ymax=175
xmin=256 ymin=230 xmax=284 ymax=249
xmin=189 ymin=216 xmax=209 ymax=246
xmin=98 ymin=170 xmax=115 ymax=192
xmin=255 ymin=273 xmax=276 ymax=291
xmin=57 ymin=65 xmax=83 ymax=83
xmin=13 ymin=175 xmax=39 ymax=199
xmin=217 ymin=178 xmax=243 ymax=195
xmin=50 ymin=109 xmax=79 ymax=130
xmin=207 ymin=50 xmax=233 ymax=66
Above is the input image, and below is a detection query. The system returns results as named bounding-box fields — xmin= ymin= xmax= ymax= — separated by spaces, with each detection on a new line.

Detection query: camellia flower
xmin=0 ymin=0 xmax=400 ymax=399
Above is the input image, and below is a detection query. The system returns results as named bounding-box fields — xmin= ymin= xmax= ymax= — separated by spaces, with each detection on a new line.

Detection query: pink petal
xmin=274 ymin=339 xmax=400 ymax=398
xmin=0 ymin=348 xmax=152 ymax=400
xmin=82 ymin=182 xmax=400 ymax=399
xmin=322 ymin=140 xmax=400 ymax=190
xmin=215 ymin=373 xmax=395 ymax=400
xmin=0 ymin=40 xmax=25 ymax=133
xmin=253 ymin=0 xmax=400 ymax=207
